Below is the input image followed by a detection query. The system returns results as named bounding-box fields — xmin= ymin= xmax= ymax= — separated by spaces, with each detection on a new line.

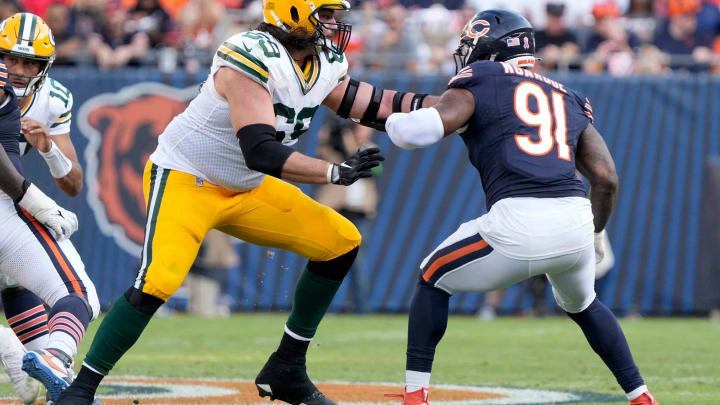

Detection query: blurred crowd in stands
xmin=8 ymin=0 xmax=720 ymax=75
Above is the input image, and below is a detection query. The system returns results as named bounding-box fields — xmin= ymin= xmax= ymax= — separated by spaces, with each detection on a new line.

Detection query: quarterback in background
xmin=56 ymin=0 xmax=437 ymax=404
xmin=384 ymin=9 xmax=658 ymax=405
xmin=0 ymin=12 xmax=100 ymax=403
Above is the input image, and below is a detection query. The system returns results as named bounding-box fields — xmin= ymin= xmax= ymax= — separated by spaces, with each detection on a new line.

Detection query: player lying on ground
xmin=55 ymin=1 xmax=439 ymax=404
xmin=384 ymin=9 xmax=658 ymax=405
xmin=0 ymin=16 xmax=102 ymax=401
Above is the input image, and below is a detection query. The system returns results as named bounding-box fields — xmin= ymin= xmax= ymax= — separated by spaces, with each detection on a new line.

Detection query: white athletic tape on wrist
xmin=326 ymin=163 xmax=335 ymax=184
xmin=18 ymin=183 xmax=57 ymax=217
xmin=40 ymin=140 xmax=73 ymax=178
xmin=385 ymin=107 xmax=444 ymax=150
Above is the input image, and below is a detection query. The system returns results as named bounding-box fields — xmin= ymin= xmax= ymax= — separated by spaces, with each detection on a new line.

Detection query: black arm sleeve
xmin=237 ymin=124 xmax=295 ymax=178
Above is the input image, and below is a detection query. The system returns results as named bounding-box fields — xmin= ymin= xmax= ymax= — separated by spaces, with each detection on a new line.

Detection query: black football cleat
xmin=255 ymin=352 xmax=335 ymax=405
xmin=51 ymin=385 xmax=101 ymax=405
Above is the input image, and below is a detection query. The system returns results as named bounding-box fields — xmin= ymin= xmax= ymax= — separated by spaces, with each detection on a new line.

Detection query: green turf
xmin=2 ymin=314 xmax=718 ymax=404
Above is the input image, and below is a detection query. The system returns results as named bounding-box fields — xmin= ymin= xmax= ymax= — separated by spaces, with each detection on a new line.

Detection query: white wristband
xmin=39 ymin=140 xmax=73 ymax=178
xmin=326 ymin=163 xmax=335 ymax=184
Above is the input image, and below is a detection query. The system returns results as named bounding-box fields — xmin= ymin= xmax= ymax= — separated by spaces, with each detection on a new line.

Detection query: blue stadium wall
xmin=20 ymin=68 xmax=720 ymax=316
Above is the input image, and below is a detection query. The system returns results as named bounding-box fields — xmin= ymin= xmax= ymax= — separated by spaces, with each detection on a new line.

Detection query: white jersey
xmin=151 ymin=30 xmax=349 ymax=191
xmin=18 ymin=77 xmax=73 ymax=155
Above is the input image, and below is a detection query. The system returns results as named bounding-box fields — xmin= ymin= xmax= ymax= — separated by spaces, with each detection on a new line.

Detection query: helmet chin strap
xmin=12 ymin=75 xmax=42 ymax=98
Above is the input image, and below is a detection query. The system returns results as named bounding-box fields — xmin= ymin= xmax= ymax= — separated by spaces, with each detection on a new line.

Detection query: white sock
xmin=626 ymin=385 xmax=648 ymax=400
xmin=406 ymin=370 xmax=430 ymax=392
xmin=23 ymin=335 xmax=49 ymax=352
xmin=47 ymin=332 xmax=77 ymax=358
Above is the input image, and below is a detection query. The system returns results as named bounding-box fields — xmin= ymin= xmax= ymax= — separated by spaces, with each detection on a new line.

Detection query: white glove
xmin=17 ymin=184 xmax=78 ymax=240
xmin=594 ymin=231 xmax=605 ymax=264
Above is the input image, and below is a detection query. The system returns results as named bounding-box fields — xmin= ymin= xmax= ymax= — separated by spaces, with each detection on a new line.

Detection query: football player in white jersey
xmin=56 ymin=1 xmax=439 ymax=404
xmin=0 ymin=13 xmax=101 ymax=403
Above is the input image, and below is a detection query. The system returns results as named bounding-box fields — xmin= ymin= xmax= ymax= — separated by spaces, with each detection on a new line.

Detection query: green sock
xmin=286 ymin=268 xmax=342 ymax=339
xmin=84 ymin=295 xmax=153 ymax=375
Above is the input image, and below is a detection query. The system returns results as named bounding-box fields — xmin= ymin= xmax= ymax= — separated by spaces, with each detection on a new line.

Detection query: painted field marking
xmin=0 ymin=377 xmax=623 ymax=404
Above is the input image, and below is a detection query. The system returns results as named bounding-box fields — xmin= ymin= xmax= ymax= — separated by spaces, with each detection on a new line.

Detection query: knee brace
xmin=124 ymin=287 xmax=165 ymax=316
xmin=307 ymin=247 xmax=359 ymax=282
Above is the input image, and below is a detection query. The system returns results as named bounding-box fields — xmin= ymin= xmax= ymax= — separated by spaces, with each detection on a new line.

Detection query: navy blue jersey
xmin=0 ymin=86 xmax=22 ymax=175
xmin=448 ymin=60 xmax=592 ymax=209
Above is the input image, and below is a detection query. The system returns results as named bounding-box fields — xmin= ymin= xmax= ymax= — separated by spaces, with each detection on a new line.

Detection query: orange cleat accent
xmin=384 ymin=388 xmax=429 ymax=405
xmin=630 ymin=392 xmax=659 ymax=405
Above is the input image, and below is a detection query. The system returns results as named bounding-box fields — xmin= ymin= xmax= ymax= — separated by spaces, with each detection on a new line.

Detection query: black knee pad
xmin=307 ymin=247 xmax=359 ymax=282
xmin=124 ymin=287 xmax=164 ymax=316
xmin=416 ymin=273 xmax=451 ymax=295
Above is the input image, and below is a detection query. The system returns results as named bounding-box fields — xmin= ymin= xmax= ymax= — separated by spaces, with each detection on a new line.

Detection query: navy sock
xmin=1 ymin=287 xmax=49 ymax=347
xmin=567 ymin=298 xmax=644 ymax=393
xmin=406 ymin=278 xmax=450 ymax=373
xmin=48 ymin=295 xmax=91 ymax=354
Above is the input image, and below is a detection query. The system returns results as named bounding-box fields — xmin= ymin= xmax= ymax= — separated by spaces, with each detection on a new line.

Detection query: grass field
xmin=1 ymin=314 xmax=718 ymax=404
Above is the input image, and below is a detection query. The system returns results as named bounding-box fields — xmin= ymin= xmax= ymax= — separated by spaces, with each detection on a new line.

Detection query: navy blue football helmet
xmin=453 ymin=9 xmax=536 ymax=73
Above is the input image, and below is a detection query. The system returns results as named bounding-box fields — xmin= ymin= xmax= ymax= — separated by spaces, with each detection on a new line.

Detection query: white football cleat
xmin=0 ymin=326 xmax=41 ymax=404
xmin=22 ymin=349 xmax=74 ymax=401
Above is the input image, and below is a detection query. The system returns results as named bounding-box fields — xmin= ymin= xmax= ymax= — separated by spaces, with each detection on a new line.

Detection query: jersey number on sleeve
xmin=513 ymin=81 xmax=570 ymax=161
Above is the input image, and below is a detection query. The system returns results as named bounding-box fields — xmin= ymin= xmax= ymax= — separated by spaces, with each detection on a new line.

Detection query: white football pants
xmin=420 ymin=218 xmax=596 ymax=314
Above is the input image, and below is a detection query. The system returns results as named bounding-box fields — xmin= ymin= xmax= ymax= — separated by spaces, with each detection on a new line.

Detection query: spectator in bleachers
xmin=696 ymin=0 xmax=720 ymax=36
xmin=624 ymin=0 xmax=658 ymax=43
xmin=653 ymin=0 xmax=715 ymax=70
xmin=362 ymin=4 xmax=424 ymax=73
xmin=0 ymin=0 xmax=20 ymax=20
xmin=130 ymin=0 xmax=175 ymax=49
xmin=584 ymin=1 xmax=640 ymax=75
xmin=20 ymin=0 xmax=51 ymax=18
xmin=87 ymin=1 xmax=150 ymax=69
xmin=177 ymin=0 xmax=226 ymax=72
xmin=535 ymin=3 xmax=581 ymax=71
xmin=44 ymin=2 xmax=84 ymax=65
xmin=69 ymin=0 xmax=107 ymax=45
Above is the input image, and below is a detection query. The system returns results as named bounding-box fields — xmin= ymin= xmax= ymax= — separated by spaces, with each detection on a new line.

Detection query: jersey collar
xmin=19 ymin=90 xmax=37 ymax=117
xmin=285 ymin=50 xmax=321 ymax=95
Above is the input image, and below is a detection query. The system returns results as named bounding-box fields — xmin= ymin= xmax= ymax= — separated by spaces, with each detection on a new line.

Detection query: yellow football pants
xmin=134 ymin=161 xmax=361 ymax=301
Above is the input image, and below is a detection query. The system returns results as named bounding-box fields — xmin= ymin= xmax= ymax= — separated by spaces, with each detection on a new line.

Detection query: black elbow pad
xmin=237 ymin=124 xmax=294 ymax=178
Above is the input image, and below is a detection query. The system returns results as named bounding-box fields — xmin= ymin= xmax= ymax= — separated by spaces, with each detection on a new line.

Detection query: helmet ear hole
xmin=290 ymin=6 xmax=300 ymax=23
xmin=495 ymin=16 xmax=501 ymax=24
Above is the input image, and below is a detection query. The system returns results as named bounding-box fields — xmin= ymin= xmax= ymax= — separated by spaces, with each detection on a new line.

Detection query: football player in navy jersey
xmin=0 ymin=60 xmax=77 ymax=254
xmin=383 ymin=9 xmax=658 ymax=405
xmin=0 ymin=58 xmax=103 ymax=404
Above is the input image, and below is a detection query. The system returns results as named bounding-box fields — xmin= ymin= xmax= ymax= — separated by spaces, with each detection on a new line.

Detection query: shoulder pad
xmin=216 ymin=31 xmax=282 ymax=87
xmin=447 ymin=61 xmax=500 ymax=90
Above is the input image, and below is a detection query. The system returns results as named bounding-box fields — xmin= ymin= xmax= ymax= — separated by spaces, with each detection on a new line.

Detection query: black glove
xmin=329 ymin=147 xmax=385 ymax=186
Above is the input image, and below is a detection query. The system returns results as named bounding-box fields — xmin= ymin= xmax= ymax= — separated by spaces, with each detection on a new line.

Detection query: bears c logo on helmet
xmin=78 ymin=83 xmax=199 ymax=256
xmin=466 ymin=19 xmax=490 ymax=38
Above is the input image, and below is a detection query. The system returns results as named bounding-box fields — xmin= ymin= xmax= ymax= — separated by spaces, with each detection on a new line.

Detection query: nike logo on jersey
xmin=241 ymin=42 xmax=253 ymax=54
